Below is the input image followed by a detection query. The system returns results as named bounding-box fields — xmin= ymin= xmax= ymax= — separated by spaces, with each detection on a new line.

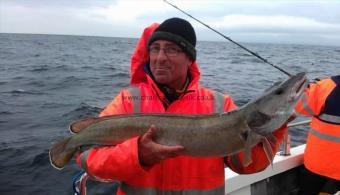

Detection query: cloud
xmin=82 ymin=1 xmax=170 ymax=24
xmin=1 ymin=0 xmax=340 ymax=45
xmin=204 ymin=15 xmax=340 ymax=34
xmin=0 ymin=0 xmax=172 ymax=34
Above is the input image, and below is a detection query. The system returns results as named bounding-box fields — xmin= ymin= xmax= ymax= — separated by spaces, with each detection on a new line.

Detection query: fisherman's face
xmin=149 ymin=40 xmax=192 ymax=90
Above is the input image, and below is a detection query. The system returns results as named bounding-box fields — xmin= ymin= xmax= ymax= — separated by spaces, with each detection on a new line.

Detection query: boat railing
xmin=279 ymin=119 xmax=311 ymax=156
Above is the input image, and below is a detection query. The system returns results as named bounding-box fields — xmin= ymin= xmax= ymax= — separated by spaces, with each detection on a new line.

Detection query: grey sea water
xmin=0 ymin=33 xmax=339 ymax=194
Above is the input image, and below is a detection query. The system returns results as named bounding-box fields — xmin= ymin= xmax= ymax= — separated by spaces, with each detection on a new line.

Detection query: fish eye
xmin=275 ymin=88 xmax=283 ymax=95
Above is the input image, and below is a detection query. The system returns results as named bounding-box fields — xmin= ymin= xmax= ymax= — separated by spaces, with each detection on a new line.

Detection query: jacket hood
xmin=130 ymin=23 xmax=201 ymax=86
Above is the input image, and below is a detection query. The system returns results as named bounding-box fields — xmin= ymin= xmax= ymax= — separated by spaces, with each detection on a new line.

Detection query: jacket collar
xmin=144 ymin=65 xmax=198 ymax=106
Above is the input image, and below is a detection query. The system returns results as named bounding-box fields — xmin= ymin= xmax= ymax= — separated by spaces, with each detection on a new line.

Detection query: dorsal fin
xmin=263 ymin=81 xmax=282 ymax=93
xmin=69 ymin=117 xmax=108 ymax=134
xmin=69 ymin=112 xmax=224 ymax=134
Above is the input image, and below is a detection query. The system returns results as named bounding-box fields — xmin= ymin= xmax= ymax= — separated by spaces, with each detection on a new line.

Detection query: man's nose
xmin=155 ymin=49 xmax=168 ymax=61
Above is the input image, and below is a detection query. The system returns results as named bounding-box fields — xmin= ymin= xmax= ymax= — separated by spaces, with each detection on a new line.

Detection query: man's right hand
xmin=138 ymin=125 xmax=185 ymax=167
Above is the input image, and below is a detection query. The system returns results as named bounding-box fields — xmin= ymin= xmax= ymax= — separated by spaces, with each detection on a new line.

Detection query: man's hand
xmin=138 ymin=125 xmax=185 ymax=167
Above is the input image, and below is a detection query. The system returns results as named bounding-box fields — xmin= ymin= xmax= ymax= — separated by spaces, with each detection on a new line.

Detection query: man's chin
xmin=154 ymin=76 xmax=171 ymax=85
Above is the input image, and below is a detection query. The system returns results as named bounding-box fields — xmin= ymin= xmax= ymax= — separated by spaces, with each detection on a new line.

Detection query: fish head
xmin=246 ymin=72 xmax=308 ymax=135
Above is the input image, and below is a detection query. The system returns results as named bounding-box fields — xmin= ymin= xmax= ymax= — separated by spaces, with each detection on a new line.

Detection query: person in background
xmin=295 ymin=75 xmax=340 ymax=195
xmin=77 ymin=17 xmax=287 ymax=194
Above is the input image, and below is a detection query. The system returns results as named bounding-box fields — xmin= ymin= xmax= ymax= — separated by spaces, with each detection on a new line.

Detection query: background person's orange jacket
xmin=296 ymin=76 xmax=340 ymax=180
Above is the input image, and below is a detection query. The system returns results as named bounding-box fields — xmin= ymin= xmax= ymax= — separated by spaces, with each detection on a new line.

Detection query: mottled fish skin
xmin=49 ymin=72 xmax=308 ymax=170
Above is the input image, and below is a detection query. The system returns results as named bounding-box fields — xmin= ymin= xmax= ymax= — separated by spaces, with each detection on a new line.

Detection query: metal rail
xmin=288 ymin=119 xmax=311 ymax=127
xmin=280 ymin=119 xmax=311 ymax=156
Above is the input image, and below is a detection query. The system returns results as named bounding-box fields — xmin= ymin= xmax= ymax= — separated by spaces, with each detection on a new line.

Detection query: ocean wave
xmin=0 ymin=81 xmax=8 ymax=85
xmin=231 ymin=58 xmax=243 ymax=64
xmin=4 ymin=89 xmax=45 ymax=96
xmin=62 ymin=102 xmax=101 ymax=121
xmin=29 ymin=65 xmax=50 ymax=72
xmin=0 ymin=142 xmax=41 ymax=166
xmin=12 ymin=76 xmax=26 ymax=80
xmin=33 ymin=40 xmax=44 ymax=46
xmin=45 ymin=64 xmax=73 ymax=72
xmin=6 ymin=89 xmax=45 ymax=95
xmin=30 ymin=150 xmax=50 ymax=167
xmin=61 ymin=75 xmax=79 ymax=82
xmin=52 ymin=76 xmax=83 ymax=87
xmin=201 ymin=51 xmax=216 ymax=55
xmin=54 ymin=64 xmax=70 ymax=70
xmin=238 ymin=52 xmax=252 ymax=57
xmin=105 ymin=72 xmax=129 ymax=78
xmin=27 ymin=80 xmax=46 ymax=87
xmin=103 ymin=65 xmax=117 ymax=71
xmin=318 ymin=59 xmax=336 ymax=64
xmin=249 ymin=58 xmax=265 ymax=63
xmin=80 ymin=65 xmax=97 ymax=70
xmin=0 ymin=111 xmax=13 ymax=115
xmin=0 ymin=147 xmax=24 ymax=167
xmin=234 ymin=98 xmax=252 ymax=107
xmin=216 ymin=56 xmax=228 ymax=61
xmin=40 ymin=102 xmax=72 ymax=109
xmin=231 ymin=57 xmax=264 ymax=64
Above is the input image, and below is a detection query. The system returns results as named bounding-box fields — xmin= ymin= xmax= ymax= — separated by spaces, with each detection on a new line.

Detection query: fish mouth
xmin=291 ymin=73 xmax=308 ymax=101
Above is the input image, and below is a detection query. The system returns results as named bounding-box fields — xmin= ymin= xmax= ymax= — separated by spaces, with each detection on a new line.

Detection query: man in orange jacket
xmin=296 ymin=75 xmax=340 ymax=195
xmin=77 ymin=17 xmax=287 ymax=194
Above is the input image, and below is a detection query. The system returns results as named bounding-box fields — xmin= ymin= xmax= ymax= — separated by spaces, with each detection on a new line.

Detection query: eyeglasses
xmin=149 ymin=46 xmax=183 ymax=57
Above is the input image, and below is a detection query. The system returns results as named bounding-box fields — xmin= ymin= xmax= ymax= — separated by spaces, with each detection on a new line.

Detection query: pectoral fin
xmin=265 ymin=133 xmax=277 ymax=146
xmin=242 ymin=131 xmax=277 ymax=167
xmin=243 ymin=130 xmax=253 ymax=167
xmin=261 ymin=134 xmax=276 ymax=167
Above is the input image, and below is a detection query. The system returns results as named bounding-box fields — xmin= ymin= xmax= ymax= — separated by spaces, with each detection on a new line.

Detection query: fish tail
xmin=49 ymin=137 xmax=76 ymax=170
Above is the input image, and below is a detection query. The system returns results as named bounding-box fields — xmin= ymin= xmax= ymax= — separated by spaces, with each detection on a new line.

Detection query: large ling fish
xmin=50 ymin=72 xmax=307 ymax=170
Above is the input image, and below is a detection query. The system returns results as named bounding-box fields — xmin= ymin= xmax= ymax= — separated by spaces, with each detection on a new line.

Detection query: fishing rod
xmin=163 ymin=0 xmax=292 ymax=77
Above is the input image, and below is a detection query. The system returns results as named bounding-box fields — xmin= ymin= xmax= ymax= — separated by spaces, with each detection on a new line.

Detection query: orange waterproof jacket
xmin=77 ymin=23 xmax=286 ymax=194
xmin=296 ymin=76 xmax=340 ymax=180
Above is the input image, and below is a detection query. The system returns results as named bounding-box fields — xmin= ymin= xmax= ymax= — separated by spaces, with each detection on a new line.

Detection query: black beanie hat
xmin=148 ymin=17 xmax=196 ymax=61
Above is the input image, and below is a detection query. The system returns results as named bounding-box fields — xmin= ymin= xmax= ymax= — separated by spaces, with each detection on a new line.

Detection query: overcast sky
xmin=1 ymin=0 xmax=340 ymax=46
